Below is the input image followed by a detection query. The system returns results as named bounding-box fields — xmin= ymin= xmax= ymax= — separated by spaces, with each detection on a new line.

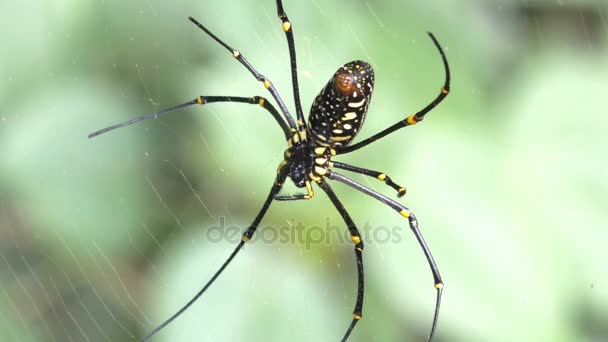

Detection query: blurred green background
xmin=1 ymin=0 xmax=607 ymax=341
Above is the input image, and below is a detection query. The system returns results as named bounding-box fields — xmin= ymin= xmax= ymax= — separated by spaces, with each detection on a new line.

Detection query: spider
xmin=89 ymin=1 xmax=450 ymax=341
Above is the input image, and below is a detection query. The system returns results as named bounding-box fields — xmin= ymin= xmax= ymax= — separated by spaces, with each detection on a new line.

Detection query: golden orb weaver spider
xmin=89 ymin=1 xmax=451 ymax=341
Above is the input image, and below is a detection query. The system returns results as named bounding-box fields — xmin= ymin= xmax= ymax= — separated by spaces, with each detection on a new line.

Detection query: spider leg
xmin=89 ymin=95 xmax=291 ymax=139
xmin=188 ymin=17 xmax=298 ymax=130
xmin=317 ymin=180 xmax=365 ymax=342
xmin=201 ymin=96 xmax=291 ymax=139
xmin=327 ymin=171 xmax=443 ymax=342
xmin=274 ymin=179 xmax=314 ymax=201
xmin=332 ymin=161 xmax=407 ymax=197
xmin=142 ymin=171 xmax=287 ymax=341
xmin=275 ymin=0 xmax=306 ymax=126
xmin=273 ymin=194 xmax=308 ymax=201
xmin=337 ymin=32 xmax=450 ymax=155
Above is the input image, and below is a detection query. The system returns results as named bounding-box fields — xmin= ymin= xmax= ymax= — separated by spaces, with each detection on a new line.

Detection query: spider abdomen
xmin=308 ymin=60 xmax=374 ymax=149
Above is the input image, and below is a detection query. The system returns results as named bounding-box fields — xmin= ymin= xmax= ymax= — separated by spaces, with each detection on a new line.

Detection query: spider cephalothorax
xmin=89 ymin=1 xmax=450 ymax=341
xmin=282 ymin=129 xmax=316 ymax=189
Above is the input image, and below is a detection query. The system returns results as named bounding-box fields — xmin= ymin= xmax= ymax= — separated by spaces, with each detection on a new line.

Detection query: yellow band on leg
xmin=406 ymin=115 xmax=417 ymax=125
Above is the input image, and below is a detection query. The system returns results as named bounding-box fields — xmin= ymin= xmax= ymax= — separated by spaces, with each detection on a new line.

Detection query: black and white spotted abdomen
xmin=308 ymin=60 xmax=374 ymax=149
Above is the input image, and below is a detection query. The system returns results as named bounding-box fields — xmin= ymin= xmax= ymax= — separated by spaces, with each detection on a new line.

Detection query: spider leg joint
xmin=282 ymin=21 xmax=292 ymax=32
xmin=315 ymin=157 xmax=328 ymax=166
xmin=308 ymin=172 xmax=322 ymax=183
xmin=277 ymin=160 xmax=288 ymax=173
xmin=314 ymin=147 xmax=327 ymax=155
xmin=406 ymin=114 xmax=418 ymax=125
xmin=314 ymin=166 xmax=328 ymax=176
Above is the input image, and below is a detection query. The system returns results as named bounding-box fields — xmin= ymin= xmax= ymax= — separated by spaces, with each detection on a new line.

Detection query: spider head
xmin=308 ymin=60 xmax=374 ymax=149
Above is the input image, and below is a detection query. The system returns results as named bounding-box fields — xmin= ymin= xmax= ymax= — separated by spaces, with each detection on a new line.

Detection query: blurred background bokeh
xmin=1 ymin=0 xmax=607 ymax=341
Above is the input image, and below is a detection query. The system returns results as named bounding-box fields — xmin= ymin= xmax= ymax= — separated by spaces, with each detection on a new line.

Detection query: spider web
xmin=1 ymin=1 xmax=608 ymax=342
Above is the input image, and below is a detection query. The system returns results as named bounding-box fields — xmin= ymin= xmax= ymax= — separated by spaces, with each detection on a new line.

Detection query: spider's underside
xmin=89 ymin=1 xmax=451 ymax=341
xmin=284 ymin=60 xmax=374 ymax=190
